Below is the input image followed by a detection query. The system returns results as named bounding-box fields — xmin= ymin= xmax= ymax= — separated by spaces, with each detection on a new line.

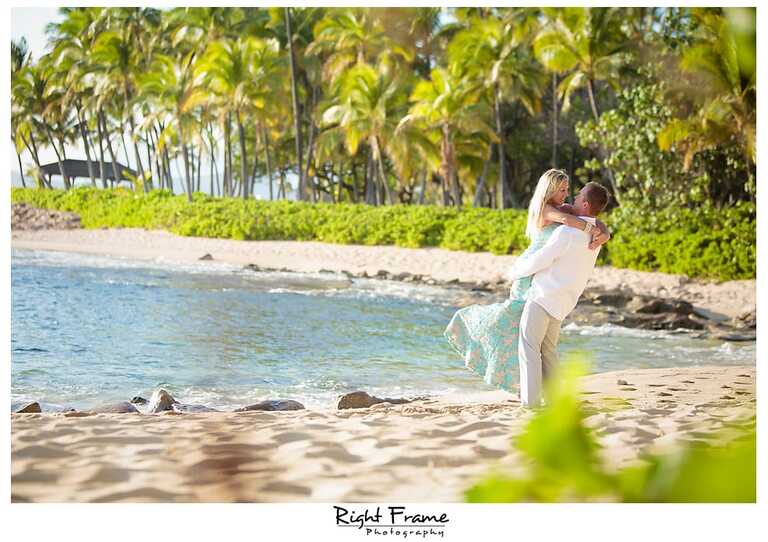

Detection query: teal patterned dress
xmin=444 ymin=224 xmax=560 ymax=392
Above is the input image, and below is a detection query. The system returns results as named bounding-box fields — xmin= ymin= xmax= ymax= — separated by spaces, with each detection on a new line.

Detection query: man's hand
xmin=588 ymin=230 xmax=610 ymax=250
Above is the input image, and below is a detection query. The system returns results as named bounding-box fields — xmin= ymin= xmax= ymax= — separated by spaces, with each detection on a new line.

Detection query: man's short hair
xmin=583 ymin=182 xmax=610 ymax=213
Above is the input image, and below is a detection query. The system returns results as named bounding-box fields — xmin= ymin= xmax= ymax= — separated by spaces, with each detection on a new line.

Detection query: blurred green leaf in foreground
xmin=465 ymin=354 xmax=755 ymax=503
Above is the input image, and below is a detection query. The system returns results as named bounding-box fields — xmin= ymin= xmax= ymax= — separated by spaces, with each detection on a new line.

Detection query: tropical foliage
xmin=11 ymin=186 xmax=755 ymax=280
xmin=10 ymin=6 xmax=754 ymax=212
xmin=465 ymin=355 xmax=756 ymax=503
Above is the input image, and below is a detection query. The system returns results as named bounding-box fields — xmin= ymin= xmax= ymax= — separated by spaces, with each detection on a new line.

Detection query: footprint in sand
xmin=619 ymin=387 xmax=638 ymax=392
xmin=657 ymin=392 xmax=673 ymax=397
xmin=648 ymin=384 xmax=665 ymax=387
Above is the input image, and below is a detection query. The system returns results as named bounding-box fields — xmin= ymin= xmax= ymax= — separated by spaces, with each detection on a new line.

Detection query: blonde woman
xmin=444 ymin=169 xmax=610 ymax=393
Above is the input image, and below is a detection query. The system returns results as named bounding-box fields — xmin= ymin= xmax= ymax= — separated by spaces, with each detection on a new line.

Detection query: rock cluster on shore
xmin=14 ymin=389 xmax=428 ymax=415
xmin=11 ymin=203 xmax=82 ymax=231
xmin=241 ymin=263 xmax=757 ymax=342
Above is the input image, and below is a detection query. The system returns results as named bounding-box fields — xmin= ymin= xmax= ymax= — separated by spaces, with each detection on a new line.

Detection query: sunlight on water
xmin=11 ymin=248 xmax=755 ymax=411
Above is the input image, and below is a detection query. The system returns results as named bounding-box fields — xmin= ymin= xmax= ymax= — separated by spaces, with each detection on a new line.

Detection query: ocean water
xmin=11 ymin=248 xmax=756 ymax=411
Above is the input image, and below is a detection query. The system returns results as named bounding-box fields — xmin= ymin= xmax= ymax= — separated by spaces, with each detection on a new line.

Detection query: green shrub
xmin=11 ymin=187 xmax=755 ymax=280
xmin=464 ymin=355 xmax=756 ymax=503
xmin=606 ymin=201 xmax=755 ymax=280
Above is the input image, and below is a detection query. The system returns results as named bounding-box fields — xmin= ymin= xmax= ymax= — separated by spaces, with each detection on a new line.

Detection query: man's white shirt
xmin=506 ymin=217 xmax=600 ymax=321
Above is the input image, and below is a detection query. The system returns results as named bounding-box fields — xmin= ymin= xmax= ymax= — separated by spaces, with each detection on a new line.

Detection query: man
xmin=506 ymin=182 xmax=610 ymax=407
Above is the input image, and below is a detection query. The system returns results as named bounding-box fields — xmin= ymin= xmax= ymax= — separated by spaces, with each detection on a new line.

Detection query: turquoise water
xmin=11 ymin=248 xmax=755 ymax=411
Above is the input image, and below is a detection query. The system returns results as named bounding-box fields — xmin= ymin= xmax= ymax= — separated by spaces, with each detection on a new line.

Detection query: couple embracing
xmin=445 ymin=169 xmax=611 ymax=407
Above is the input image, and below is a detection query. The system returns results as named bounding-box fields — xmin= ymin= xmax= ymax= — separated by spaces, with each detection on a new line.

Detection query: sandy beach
xmin=11 ymin=227 xmax=755 ymax=320
xmin=11 ymin=365 xmax=755 ymax=502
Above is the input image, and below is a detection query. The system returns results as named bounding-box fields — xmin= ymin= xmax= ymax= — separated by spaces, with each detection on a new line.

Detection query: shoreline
xmin=12 ymin=365 xmax=756 ymax=502
xmin=12 ymin=227 xmax=755 ymax=321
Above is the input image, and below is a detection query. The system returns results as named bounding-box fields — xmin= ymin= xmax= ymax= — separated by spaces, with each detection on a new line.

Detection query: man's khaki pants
xmin=518 ymin=300 xmax=562 ymax=407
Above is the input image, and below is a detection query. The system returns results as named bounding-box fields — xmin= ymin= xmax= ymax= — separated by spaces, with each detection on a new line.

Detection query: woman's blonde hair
xmin=526 ymin=168 xmax=569 ymax=239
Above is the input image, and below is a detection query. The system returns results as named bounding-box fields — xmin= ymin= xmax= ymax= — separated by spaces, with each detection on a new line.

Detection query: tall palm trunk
xmin=179 ymin=128 xmax=193 ymax=202
xmin=102 ymin=112 xmax=121 ymax=187
xmin=196 ymin=144 xmax=202 ymax=193
xmin=372 ymin=137 xmax=394 ymax=205
xmin=285 ymin=7 xmax=304 ymax=200
xmin=418 ymin=172 xmax=427 ymax=205
xmin=493 ymin=84 xmax=510 ymax=208
xmin=248 ymin=123 xmax=260 ymax=196
xmin=586 ymin=78 xmax=620 ymax=203
xmin=124 ymin=92 xmax=146 ymax=192
xmin=441 ymin=125 xmax=460 ymax=208
xmin=364 ymin=147 xmax=376 ymax=205
xmin=16 ymin=151 xmax=26 ymax=187
xmin=304 ymin=123 xmax=317 ymax=203
xmin=43 ymin=125 xmax=69 ymax=189
xmin=75 ymin=105 xmax=97 ymax=186
xmin=162 ymin=147 xmax=174 ymax=193
xmin=473 ymin=147 xmax=493 ymax=207
xmin=262 ymin=123 xmax=274 ymax=201
xmin=25 ymin=132 xmax=51 ymax=189
xmin=551 ymin=73 xmax=559 ymax=167
xmin=96 ymin=111 xmax=108 ymax=189
xmin=237 ymin=111 xmax=248 ymax=199
xmin=226 ymin=113 xmax=234 ymax=197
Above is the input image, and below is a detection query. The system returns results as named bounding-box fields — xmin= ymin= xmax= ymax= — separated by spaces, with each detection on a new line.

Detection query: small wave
xmin=13 ymin=347 xmax=49 ymax=353
xmin=562 ymin=323 xmax=685 ymax=340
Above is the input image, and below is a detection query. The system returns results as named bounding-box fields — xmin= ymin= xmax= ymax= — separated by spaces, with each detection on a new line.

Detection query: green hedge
xmin=605 ymin=202 xmax=755 ymax=281
xmin=11 ymin=187 xmax=755 ymax=280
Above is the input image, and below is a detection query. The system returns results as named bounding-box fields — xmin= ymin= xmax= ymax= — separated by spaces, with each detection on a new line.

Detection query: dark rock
xmin=318 ymin=269 xmax=335 ymax=274
xmin=712 ymin=332 xmax=756 ymax=342
xmin=172 ymin=403 xmax=220 ymax=413
xmin=340 ymin=270 xmax=354 ymax=279
xmin=627 ymin=296 xmax=693 ymax=315
xmin=243 ymin=263 xmax=261 ymax=272
xmin=199 ymin=253 xmax=214 ymax=261
xmin=620 ymin=312 xmax=705 ymax=331
xmin=734 ymin=309 xmax=756 ymax=329
xmin=87 ymin=402 xmax=139 ymax=414
xmin=235 ymin=399 xmax=305 ymax=412
xmin=16 ymin=402 xmax=41 ymax=414
xmin=585 ymin=288 xmax=632 ymax=307
xmin=148 ymin=389 xmax=179 ymax=413
xmin=375 ymin=270 xmax=388 ymax=278
xmin=130 ymin=396 xmax=148 ymax=405
xmin=392 ymin=272 xmax=412 ymax=281
xmin=337 ymin=391 xmax=422 ymax=410
xmin=616 ymin=379 xmax=629 ymax=386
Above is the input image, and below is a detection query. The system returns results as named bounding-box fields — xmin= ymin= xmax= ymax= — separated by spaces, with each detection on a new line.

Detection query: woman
xmin=444 ymin=169 xmax=610 ymax=392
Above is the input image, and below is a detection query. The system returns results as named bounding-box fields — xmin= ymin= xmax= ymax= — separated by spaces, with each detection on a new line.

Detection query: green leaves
xmin=466 ymin=354 xmax=756 ymax=503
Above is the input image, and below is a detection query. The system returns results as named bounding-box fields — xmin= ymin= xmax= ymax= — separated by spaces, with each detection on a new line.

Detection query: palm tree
xmin=533 ymin=7 xmax=631 ymax=199
xmin=533 ymin=7 xmax=631 ymax=121
xmin=657 ymin=9 xmax=755 ymax=172
xmin=397 ymin=67 xmax=495 ymax=208
xmin=139 ymin=52 xmax=208 ymax=200
xmin=307 ymin=8 xmax=412 ymax=84
xmin=196 ymin=37 xmax=282 ymax=200
xmin=90 ymin=28 xmax=148 ymax=191
xmin=448 ymin=11 xmax=545 ymax=208
xmin=319 ymin=60 xmax=408 ymax=205
xmin=13 ymin=60 xmax=72 ymax=189
xmin=48 ymin=7 xmax=105 ymax=187
xmin=11 ymin=38 xmax=30 ymax=187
